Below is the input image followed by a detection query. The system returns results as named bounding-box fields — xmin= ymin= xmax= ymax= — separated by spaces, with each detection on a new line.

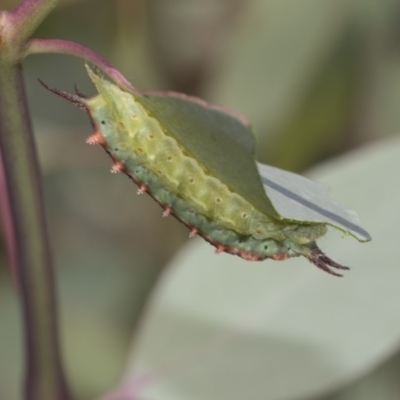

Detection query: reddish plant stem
xmin=0 ymin=64 xmax=70 ymax=400
xmin=26 ymin=38 xmax=136 ymax=92
xmin=9 ymin=0 xmax=58 ymax=45
xmin=0 ymin=149 xmax=18 ymax=284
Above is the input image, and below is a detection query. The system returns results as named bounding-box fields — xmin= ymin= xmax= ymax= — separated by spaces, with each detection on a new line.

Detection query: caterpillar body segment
xmin=88 ymin=99 xmax=299 ymax=244
xmin=85 ymin=96 xmax=334 ymax=269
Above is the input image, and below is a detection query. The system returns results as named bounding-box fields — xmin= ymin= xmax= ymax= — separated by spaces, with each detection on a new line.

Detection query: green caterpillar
xmin=40 ymin=65 xmax=368 ymax=276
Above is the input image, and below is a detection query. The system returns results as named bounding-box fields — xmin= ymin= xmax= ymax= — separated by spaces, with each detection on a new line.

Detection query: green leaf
xmin=136 ymin=92 xmax=279 ymax=219
xmin=135 ymin=91 xmax=369 ymax=241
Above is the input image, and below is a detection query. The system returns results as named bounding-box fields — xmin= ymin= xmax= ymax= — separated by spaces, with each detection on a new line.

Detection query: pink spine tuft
xmin=272 ymin=253 xmax=290 ymax=261
xmin=110 ymin=161 xmax=124 ymax=174
xmin=162 ymin=207 xmax=172 ymax=217
xmin=215 ymin=245 xmax=226 ymax=254
xmin=137 ymin=184 xmax=147 ymax=195
xmin=189 ymin=228 xmax=198 ymax=238
xmin=240 ymin=252 xmax=260 ymax=261
xmin=86 ymin=131 xmax=105 ymax=146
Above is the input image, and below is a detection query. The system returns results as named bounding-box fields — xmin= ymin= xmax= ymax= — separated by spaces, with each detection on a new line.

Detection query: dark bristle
xmin=312 ymin=247 xmax=350 ymax=270
xmin=318 ymin=254 xmax=350 ymax=270
xmin=74 ymin=84 xmax=88 ymax=99
xmin=309 ymin=256 xmax=343 ymax=277
xmin=306 ymin=246 xmax=349 ymax=277
xmin=38 ymin=79 xmax=88 ymax=111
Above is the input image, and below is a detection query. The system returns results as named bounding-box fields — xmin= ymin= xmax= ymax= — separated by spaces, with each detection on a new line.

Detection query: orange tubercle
xmin=189 ymin=228 xmax=198 ymax=238
xmin=240 ymin=252 xmax=260 ymax=261
xmin=137 ymin=184 xmax=147 ymax=195
xmin=110 ymin=161 xmax=125 ymax=174
xmin=215 ymin=245 xmax=226 ymax=254
xmin=272 ymin=253 xmax=290 ymax=261
xmin=86 ymin=131 xmax=105 ymax=146
xmin=163 ymin=207 xmax=172 ymax=217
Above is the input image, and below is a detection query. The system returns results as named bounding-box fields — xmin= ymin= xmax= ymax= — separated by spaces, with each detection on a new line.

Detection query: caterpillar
xmin=40 ymin=65 xmax=370 ymax=276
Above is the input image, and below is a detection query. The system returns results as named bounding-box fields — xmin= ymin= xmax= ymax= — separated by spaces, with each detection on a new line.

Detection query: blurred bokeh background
xmin=2 ymin=0 xmax=400 ymax=399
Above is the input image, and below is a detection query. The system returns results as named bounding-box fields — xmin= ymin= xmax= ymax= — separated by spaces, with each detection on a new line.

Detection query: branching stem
xmin=26 ymin=38 xmax=136 ymax=92
xmin=0 ymin=1 xmax=70 ymax=399
xmin=10 ymin=0 xmax=59 ymax=45
xmin=0 ymin=63 xmax=70 ymax=400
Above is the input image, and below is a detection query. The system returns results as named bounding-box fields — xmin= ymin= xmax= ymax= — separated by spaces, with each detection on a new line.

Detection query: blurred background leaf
xmin=1 ymin=1 xmax=400 ymax=399
xmin=119 ymin=136 xmax=400 ymax=400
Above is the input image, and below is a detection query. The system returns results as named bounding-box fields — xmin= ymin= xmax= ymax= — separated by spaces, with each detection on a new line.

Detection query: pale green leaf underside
xmin=257 ymin=162 xmax=371 ymax=241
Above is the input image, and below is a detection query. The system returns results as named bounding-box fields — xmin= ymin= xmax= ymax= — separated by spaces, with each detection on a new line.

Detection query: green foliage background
xmin=1 ymin=1 xmax=400 ymax=399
